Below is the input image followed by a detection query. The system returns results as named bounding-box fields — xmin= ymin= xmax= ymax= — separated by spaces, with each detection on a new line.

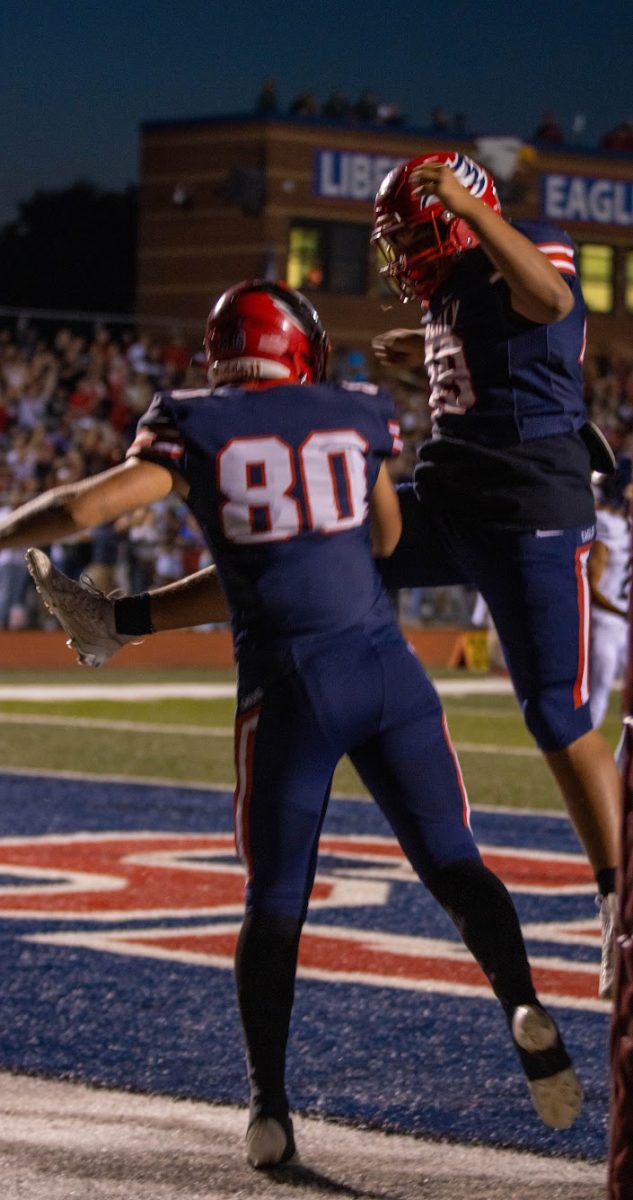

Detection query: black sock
xmin=596 ymin=867 xmax=616 ymax=897
xmin=427 ymin=857 xmax=537 ymax=1019
xmin=234 ymin=911 xmax=302 ymax=1121
xmin=113 ymin=594 xmax=154 ymax=636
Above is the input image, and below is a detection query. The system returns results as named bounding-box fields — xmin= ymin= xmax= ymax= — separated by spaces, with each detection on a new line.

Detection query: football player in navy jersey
xmin=369 ymin=151 xmax=621 ymax=1001
xmin=1 ymin=282 xmax=582 ymax=1162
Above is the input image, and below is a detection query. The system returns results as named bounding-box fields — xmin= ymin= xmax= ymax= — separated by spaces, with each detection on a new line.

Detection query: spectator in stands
xmin=288 ymin=90 xmax=318 ymax=117
xmin=600 ymin=120 xmax=633 ymax=151
xmin=161 ymin=332 xmax=191 ymax=386
xmin=321 ymin=92 xmax=351 ymax=121
xmin=0 ymin=482 xmax=33 ymax=628
xmin=254 ymin=79 xmax=279 ymax=116
xmin=377 ymin=101 xmax=405 ymax=127
xmin=430 ymin=106 xmax=450 ymax=133
xmin=352 ymin=89 xmax=379 ymax=123
xmin=532 ymin=111 xmax=564 ymax=144
xmin=116 ymin=507 xmax=162 ymax=593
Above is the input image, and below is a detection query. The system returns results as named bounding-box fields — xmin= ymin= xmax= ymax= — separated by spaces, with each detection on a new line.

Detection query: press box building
xmin=136 ymin=113 xmax=633 ymax=352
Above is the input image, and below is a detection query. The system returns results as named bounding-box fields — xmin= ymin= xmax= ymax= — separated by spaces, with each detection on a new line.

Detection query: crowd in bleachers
xmin=0 ymin=322 xmax=211 ymax=630
xmin=2 ymin=322 xmax=633 ymax=631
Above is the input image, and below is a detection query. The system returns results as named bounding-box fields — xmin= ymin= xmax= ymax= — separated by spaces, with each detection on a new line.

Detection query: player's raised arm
xmin=410 ymin=162 xmax=573 ymax=324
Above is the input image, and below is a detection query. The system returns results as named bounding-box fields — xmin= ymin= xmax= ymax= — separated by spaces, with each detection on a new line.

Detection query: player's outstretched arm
xmin=0 ymin=459 xmax=175 ymax=550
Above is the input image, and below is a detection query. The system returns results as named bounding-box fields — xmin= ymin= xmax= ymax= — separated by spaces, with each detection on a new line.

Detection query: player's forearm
xmin=457 ymin=199 xmax=573 ymax=323
xmin=147 ymin=565 xmax=230 ymax=629
xmin=0 ymin=487 xmax=85 ymax=549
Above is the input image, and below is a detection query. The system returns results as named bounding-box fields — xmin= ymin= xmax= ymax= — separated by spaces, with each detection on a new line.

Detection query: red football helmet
xmin=372 ymin=150 xmax=501 ymax=304
xmin=203 ymin=280 xmax=330 ymax=386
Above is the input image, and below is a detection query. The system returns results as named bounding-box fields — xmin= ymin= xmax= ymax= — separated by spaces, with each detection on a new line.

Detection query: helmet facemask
xmin=374 ymin=210 xmax=463 ymax=304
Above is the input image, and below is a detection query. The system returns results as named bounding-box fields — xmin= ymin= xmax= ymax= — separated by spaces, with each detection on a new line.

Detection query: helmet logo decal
xmin=257 ymin=332 xmax=288 ymax=355
xmin=417 ymin=153 xmax=490 ymax=211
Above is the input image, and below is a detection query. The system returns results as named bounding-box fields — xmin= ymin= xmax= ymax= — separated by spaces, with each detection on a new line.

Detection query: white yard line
xmin=0 ymin=678 xmax=515 ymax=702
xmin=0 ymin=713 xmax=231 ymax=737
xmin=0 ymin=710 xmax=540 ymax=756
xmin=0 ymin=684 xmax=236 ymax=701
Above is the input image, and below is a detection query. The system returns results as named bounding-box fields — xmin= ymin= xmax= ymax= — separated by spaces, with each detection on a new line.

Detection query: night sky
xmin=1 ymin=0 xmax=632 ymax=227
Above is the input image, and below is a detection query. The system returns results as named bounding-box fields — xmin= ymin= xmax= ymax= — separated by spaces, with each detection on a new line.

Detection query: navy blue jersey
xmin=127 ymin=381 xmax=400 ymax=648
xmin=423 ymin=220 xmax=586 ymax=446
xmin=414 ymin=221 xmax=595 ymax=529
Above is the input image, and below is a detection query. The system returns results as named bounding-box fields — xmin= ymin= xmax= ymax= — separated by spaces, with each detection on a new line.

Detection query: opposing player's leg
xmin=349 ymin=634 xmax=582 ymax=1128
xmin=589 ymin=615 xmax=624 ymax=729
xmin=467 ymin=525 xmax=621 ymax=999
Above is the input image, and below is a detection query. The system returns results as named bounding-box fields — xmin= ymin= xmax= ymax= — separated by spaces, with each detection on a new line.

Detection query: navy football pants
xmin=233 ymin=620 xmax=479 ymax=920
xmin=378 ymin=484 xmax=594 ymax=752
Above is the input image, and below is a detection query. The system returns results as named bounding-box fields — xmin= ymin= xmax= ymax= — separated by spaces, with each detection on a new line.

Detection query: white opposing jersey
xmin=594 ymin=507 xmax=631 ymax=613
xmin=589 ymin=505 xmax=632 ymax=727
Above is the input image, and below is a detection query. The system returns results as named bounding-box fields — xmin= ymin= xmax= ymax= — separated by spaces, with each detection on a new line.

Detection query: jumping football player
xmin=370 ymin=151 xmax=621 ymax=1000
xmin=0 ymin=282 xmax=582 ymax=1164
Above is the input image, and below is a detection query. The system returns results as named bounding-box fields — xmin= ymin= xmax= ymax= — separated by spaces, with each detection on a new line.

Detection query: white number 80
xmin=217 ymin=430 xmax=369 ymax=543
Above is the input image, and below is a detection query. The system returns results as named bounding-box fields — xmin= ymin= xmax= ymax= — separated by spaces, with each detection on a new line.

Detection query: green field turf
xmin=0 ymin=667 xmax=623 ymax=812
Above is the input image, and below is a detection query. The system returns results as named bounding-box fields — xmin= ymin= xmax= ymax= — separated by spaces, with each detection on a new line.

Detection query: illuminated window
xmin=287 ymin=222 xmax=369 ymax=293
xmin=287 ymin=227 xmax=323 ymax=290
xmin=625 ymin=251 xmax=633 ymax=313
xmin=578 ymin=244 xmax=614 ymax=313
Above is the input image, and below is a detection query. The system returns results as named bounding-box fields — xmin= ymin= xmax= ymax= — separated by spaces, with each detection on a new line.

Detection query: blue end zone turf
xmin=0 ymin=772 xmax=609 ymax=1159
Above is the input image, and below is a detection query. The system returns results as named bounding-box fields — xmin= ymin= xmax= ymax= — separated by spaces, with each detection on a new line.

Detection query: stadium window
xmin=624 ymin=251 xmax=633 ymax=313
xmin=287 ymin=226 xmax=323 ymax=290
xmin=287 ymin=222 xmax=369 ymax=293
xmin=577 ymin=244 xmax=614 ymax=313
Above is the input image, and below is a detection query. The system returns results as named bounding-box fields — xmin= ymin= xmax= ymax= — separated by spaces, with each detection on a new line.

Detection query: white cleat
xmin=25 ymin=547 xmax=138 ymax=668
xmin=597 ymin=892 xmax=618 ymax=1001
xmin=245 ymin=1116 xmax=296 ymax=1168
xmin=512 ymin=1004 xmax=583 ymax=1130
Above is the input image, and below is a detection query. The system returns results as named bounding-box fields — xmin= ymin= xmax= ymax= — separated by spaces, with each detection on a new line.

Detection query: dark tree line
xmin=0 ymin=182 xmax=137 ymax=314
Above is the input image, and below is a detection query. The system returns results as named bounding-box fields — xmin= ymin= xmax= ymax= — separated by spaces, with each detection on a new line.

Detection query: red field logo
xmin=0 ymin=831 xmax=604 ymax=1011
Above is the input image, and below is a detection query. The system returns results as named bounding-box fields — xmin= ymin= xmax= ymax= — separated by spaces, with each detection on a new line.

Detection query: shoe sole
xmin=25 ymin=548 xmax=108 ymax=667
xmin=512 ymin=1006 xmax=583 ymax=1129
xmin=527 ymin=1067 xmax=584 ymax=1130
